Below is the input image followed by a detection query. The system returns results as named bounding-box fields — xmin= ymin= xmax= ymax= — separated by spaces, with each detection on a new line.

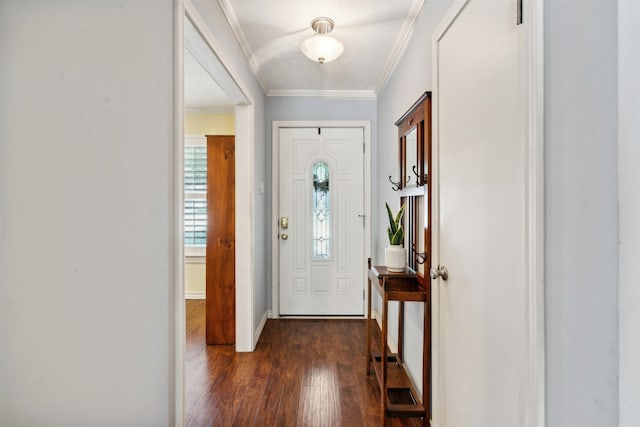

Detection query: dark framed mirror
xmin=396 ymin=92 xmax=430 ymax=189
xmin=394 ymin=92 xmax=432 ymax=279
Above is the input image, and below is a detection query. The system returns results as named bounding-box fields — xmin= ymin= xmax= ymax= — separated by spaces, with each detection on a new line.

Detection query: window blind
xmin=184 ymin=143 xmax=207 ymax=248
xmin=184 ymin=145 xmax=207 ymax=193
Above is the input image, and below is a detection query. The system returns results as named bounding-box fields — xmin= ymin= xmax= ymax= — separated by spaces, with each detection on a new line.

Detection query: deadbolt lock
xmin=280 ymin=217 xmax=289 ymax=230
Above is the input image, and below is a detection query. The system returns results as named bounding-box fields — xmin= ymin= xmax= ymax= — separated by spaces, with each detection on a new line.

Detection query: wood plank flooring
xmin=186 ymin=300 xmax=424 ymax=427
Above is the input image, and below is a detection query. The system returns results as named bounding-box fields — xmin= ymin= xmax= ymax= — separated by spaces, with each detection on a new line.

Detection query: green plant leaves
xmin=385 ymin=202 xmax=405 ymax=245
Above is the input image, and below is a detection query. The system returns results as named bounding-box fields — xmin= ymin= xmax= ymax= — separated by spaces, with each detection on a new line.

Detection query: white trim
xmin=173 ymin=2 xmax=186 ymax=426
xmin=375 ymin=0 xmax=426 ymax=94
xmin=184 ymin=0 xmax=255 ymax=354
xmin=524 ymin=0 xmax=546 ymax=425
xmin=430 ymin=0 xmax=545 ymax=426
xmin=372 ymin=309 xmax=381 ymax=327
xmin=184 ymin=3 xmax=251 ymax=106
xmin=431 ymin=18 xmax=443 ymax=424
xmin=184 ymin=255 xmax=205 ymax=264
xmin=184 ymin=134 xmax=206 ymax=145
xmin=217 ymin=0 xmax=426 ymax=98
xmin=267 ymin=310 xmax=273 ymax=319
xmin=217 ymin=0 xmax=270 ymax=94
xmin=185 ymin=292 xmax=206 ymax=300
xmin=176 ymin=1 xmax=259 ymax=424
xmin=267 ymin=89 xmax=377 ymax=99
xmin=254 ymin=311 xmax=269 ymax=345
xmin=234 ymin=104 xmax=256 ymax=352
xmin=370 ymin=310 xmax=398 ymax=354
xmin=185 ymin=107 xmax=235 ymax=114
xmin=271 ymin=121 xmax=372 ymax=319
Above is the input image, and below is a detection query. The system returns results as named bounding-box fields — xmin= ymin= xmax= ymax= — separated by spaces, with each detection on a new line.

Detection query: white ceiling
xmin=184 ymin=0 xmax=425 ymax=109
xmin=220 ymin=0 xmax=424 ymax=97
xmin=184 ymin=48 xmax=233 ymax=112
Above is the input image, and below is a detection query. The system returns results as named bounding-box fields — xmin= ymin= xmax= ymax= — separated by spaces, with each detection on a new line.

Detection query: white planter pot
xmin=385 ymin=245 xmax=406 ymax=272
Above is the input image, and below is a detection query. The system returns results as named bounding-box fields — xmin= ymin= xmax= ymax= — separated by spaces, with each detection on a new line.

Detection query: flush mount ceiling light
xmin=300 ymin=17 xmax=344 ymax=64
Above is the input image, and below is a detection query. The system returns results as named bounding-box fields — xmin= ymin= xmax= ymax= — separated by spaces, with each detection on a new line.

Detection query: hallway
xmin=186 ymin=300 xmax=423 ymax=426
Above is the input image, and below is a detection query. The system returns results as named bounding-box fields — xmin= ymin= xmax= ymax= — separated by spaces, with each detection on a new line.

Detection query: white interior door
xmin=432 ymin=0 xmax=540 ymax=426
xmin=278 ymin=127 xmax=365 ymax=316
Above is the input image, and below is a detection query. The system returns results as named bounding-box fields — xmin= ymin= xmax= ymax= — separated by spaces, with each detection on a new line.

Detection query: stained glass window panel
xmin=312 ymin=161 xmax=330 ymax=259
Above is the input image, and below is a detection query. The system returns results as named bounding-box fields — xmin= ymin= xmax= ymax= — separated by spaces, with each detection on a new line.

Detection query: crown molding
xmin=218 ymin=0 xmax=270 ymax=94
xmin=376 ymin=0 xmax=426 ymax=94
xmin=267 ymin=89 xmax=377 ymax=99
xmin=218 ymin=0 xmax=423 ymax=97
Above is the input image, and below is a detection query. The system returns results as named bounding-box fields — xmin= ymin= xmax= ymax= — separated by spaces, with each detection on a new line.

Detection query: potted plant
xmin=385 ymin=202 xmax=406 ymax=272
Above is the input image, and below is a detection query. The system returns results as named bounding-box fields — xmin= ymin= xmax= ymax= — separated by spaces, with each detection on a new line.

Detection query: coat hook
xmin=412 ymin=243 xmax=427 ymax=265
xmin=388 ymin=175 xmax=401 ymax=191
xmin=412 ymin=165 xmax=427 ymax=185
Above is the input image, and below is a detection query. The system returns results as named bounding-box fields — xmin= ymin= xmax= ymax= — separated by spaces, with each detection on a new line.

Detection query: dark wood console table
xmin=366 ymin=261 xmax=430 ymax=426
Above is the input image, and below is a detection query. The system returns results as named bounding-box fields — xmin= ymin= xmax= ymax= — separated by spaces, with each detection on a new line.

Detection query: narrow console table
xmin=366 ymin=260 xmax=430 ymax=426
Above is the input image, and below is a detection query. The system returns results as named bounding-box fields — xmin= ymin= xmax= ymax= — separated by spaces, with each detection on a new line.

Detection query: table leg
xmin=399 ymin=301 xmax=405 ymax=361
xmin=366 ymin=275 xmax=372 ymax=374
xmin=381 ymin=291 xmax=389 ymax=415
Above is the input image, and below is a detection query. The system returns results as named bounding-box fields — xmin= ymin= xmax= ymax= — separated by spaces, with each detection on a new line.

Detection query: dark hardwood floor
xmin=186 ymin=300 xmax=424 ymax=427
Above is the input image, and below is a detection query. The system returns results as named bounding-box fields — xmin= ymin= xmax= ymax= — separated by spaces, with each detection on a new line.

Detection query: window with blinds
xmin=184 ymin=139 xmax=207 ymax=252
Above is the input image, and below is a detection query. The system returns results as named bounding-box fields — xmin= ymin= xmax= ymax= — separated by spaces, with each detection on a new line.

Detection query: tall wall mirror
xmin=394 ymin=92 xmax=431 ymax=282
xmin=404 ymin=128 xmax=418 ymax=188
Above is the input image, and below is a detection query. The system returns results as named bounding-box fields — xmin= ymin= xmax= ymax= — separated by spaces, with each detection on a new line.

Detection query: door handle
xmin=429 ymin=265 xmax=448 ymax=281
xmin=280 ymin=217 xmax=289 ymax=230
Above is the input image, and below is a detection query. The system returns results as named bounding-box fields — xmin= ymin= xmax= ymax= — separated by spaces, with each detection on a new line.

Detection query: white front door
xmin=278 ymin=127 xmax=365 ymax=316
xmin=432 ymin=0 xmax=541 ymax=426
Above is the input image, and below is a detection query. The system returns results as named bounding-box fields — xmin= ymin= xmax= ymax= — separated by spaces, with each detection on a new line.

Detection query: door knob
xmin=429 ymin=265 xmax=448 ymax=281
xmin=281 ymin=233 xmax=288 ymax=240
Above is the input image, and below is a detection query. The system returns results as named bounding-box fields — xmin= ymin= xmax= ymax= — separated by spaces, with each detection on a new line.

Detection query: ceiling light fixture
xmin=300 ymin=17 xmax=344 ymax=64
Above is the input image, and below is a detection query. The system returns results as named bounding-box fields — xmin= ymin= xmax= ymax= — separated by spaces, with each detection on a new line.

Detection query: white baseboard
xmin=185 ymin=291 xmax=205 ymax=300
xmin=254 ymin=311 xmax=268 ymax=348
xmin=372 ymin=309 xmax=381 ymax=325
xmin=267 ymin=310 xmax=273 ymax=319
xmin=371 ymin=310 xmax=398 ymax=354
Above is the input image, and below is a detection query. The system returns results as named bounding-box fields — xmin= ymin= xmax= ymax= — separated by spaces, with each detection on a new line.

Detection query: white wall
xmin=266 ymin=96 xmax=377 ymax=311
xmin=618 ymin=1 xmax=640 ymax=425
xmin=190 ymin=0 xmax=269 ymax=344
xmin=376 ymin=0 xmax=454 ymax=395
xmin=545 ymin=1 xmax=619 ymax=426
xmin=1 ymin=1 xmax=174 ymax=425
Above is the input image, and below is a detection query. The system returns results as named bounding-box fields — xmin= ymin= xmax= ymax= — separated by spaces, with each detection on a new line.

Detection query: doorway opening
xmin=176 ymin=2 xmax=256 ymax=424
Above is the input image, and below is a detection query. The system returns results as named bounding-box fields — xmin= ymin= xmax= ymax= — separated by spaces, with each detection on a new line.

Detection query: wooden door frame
xmin=430 ymin=0 xmax=545 ymax=426
xmin=174 ymin=1 xmax=257 ymax=425
xmin=271 ymin=121 xmax=372 ymax=318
